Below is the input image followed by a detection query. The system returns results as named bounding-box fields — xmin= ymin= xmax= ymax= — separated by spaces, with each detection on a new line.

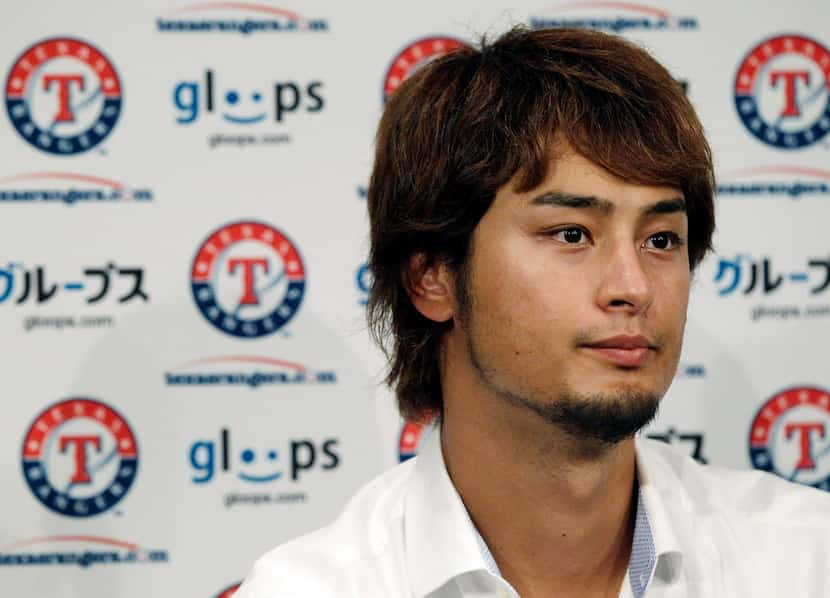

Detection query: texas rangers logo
xmin=191 ymin=221 xmax=305 ymax=338
xmin=5 ymin=38 xmax=122 ymax=155
xmin=399 ymin=418 xmax=435 ymax=463
xmin=22 ymin=398 xmax=139 ymax=517
xmin=734 ymin=34 xmax=830 ymax=149
xmin=749 ymin=386 xmax=830 ymax=490
xmin=383 ymin=37 xmax=470 ymax=100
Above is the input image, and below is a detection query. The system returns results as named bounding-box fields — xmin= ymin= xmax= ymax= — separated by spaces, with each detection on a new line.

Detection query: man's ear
xmin=406 ymin=252 xmax=455 ymax=323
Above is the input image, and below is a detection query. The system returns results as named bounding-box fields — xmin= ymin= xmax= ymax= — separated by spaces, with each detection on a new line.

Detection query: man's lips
xmin=581 ymin=335 xmax=655 ymax=367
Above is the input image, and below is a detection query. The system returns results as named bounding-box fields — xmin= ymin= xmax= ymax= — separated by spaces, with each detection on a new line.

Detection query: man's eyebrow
xmin=529 ymin=192 xmax=614 ymax=213
xmin=645 ymin=197 xmax=686 ymax=215
xmin=530 ymin=192 xmax=687 ymax=217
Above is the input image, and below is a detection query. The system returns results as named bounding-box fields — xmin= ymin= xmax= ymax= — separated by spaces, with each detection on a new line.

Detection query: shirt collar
xmin=634 ymin=437 xmax=705 ymax=583
xmin=405 ymin=426 xmax=494 ymax=597
xmin=405 ymin=428 xmax=694 ymax=597
xmin=627 ymin=486 xmax=659 ymax=595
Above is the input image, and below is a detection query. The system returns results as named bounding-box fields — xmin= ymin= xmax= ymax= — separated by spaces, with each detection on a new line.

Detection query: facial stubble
xmin=454 ymin=262 xmax=662 ymax=455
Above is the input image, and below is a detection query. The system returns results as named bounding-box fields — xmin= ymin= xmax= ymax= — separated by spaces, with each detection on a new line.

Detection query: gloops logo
xmin=191 ymin=221 xmax=305 ymax=338
xmin=0 ymin=536 xmax=168 ymax=569
xmin=190 ymin=428 xmax=339 ymax=484
xmin=717 ymin=165 xmax=830 ymax=199
xmin=173 ymin=70 xmax=323 ymax=148
xmin=157 ymin=2 xmax=329 ymax=34
xmin=189 ymin=428 xmax=340 ymax=508
xmin=734 ymin=34 xmax=830 ymax=149
xmin=214 ymin=583 xmax=241 ymax=598
xmin=356 ymin=262 xmax=371 ymax=306
xmin=5 ymin=37 xmax=122 ymax=155
xmin=22 ymin=398 xmax=138 ymax=517
xmin=713 ymin=251 xmax=830 ymax=323
xmin=383 ymin=37 xmax=470 ymax=100
xmin=2 ymin=260 xmax=150 ymax=334
xmin=165 ymin=355 xmax=337 ymax=388
xmin=0 ymin=172 xmax=153 ymax=206
xmin=749 ymin=386 xmax=830 ymax=491
xmin=528 ymin=2 xmax=699 ymax=33
xmin=399 ymin=419 xmax=434 ymax=463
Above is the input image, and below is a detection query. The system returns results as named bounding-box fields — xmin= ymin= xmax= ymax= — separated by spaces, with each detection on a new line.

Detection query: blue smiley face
xmin=221 ymin=89 xmax=267 ymax=124
xmin=237 ymin=447 xmax=282 ymax=483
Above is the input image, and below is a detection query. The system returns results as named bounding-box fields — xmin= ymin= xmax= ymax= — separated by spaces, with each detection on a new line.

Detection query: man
xmin=236 ymin=26 xmax=830 ymax=598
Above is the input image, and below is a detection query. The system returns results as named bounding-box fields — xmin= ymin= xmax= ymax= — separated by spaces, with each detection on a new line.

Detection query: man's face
xmin=452 ymin=147 xmax=690 ymax=445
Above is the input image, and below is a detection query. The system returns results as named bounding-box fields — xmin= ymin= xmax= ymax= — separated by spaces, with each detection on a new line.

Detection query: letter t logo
xmin=43 ymin=74 xmax=85 ymax=122
xmin=769 ymin=70 xmax=810 ymax=117
xmin=59 ymin=435 xmax=102 ymax=484
xmin=228 ymin=258 xmax=268 ymax=305
xmin=785 ymin=422 xmax=825 ymax=470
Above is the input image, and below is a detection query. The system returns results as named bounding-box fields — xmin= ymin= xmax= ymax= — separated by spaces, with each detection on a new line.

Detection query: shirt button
xmin=640 ymin=572 xmax=648 ymax=586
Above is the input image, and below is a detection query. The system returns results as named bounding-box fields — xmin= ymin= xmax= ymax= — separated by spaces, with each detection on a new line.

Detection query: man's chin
xmin=521 ymin=387 xmax=662 ymax=448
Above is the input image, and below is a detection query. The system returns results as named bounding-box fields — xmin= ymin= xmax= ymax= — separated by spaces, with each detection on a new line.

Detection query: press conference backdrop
xmin=1 ymin=0 xmax=829 ymax=595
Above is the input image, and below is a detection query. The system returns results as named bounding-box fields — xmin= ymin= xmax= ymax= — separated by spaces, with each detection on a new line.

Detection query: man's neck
xmin=440 ymin=384 xmax=637 ymax=598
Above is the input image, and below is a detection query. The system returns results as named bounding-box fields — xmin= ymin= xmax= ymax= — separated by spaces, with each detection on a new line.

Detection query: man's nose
xmin=595 ymin=242 xmax=655 ymax=315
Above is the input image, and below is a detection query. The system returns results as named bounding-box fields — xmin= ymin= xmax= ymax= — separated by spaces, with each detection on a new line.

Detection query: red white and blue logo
xmin=0 ymin=535 xmax=168 ymax=568
xmin=165 ymin=355 xmax=336 ymax=387
xmin=749 ymin=386 xmax=830 ymax=491
xmin=22 ymin=398 xmax=139 ymax=517
xmin=5 ymin=38 xmax=122 ymax=155
xmin=528 ymin=2 xmax=699 ymax=33
xmin=398 ymin=419 xmax=434 ymax=463
xmin=717 ymin=165 xmax=830 ymax=199
xmin=383 ymin=37 xmax=470 ymax=101
xmin=157 ymin=3 xmax=329 ymax=35
xmin=735 ymin=34 xmax=830 ymax=149
xmin=191 ymin=221 xmax=305 ymax=338
xmin=0 ymin=172 xmax=153 ymax=205
xmin=214 ymin=582 xmax=241 ymax=597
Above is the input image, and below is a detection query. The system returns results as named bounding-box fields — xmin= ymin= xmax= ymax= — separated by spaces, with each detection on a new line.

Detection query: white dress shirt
xmin=235 ymin=427 xmax=830 ymax=597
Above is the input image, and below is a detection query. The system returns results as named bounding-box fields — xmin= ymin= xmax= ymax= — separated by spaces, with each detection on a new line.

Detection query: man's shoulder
xmin=234 ymin=458 xmax=418 ymax=598
xmin=640 ymin=437 xmax=830 ymax=527
xmin=642 ymin=437 xmax=830 ymax=591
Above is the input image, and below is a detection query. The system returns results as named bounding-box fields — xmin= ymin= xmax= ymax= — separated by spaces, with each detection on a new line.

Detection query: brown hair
xmin=367 ymin=26 xmax=715 ymax=421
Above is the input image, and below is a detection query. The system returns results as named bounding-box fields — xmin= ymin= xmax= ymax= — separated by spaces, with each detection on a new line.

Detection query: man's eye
xmin=644 ymin=232 xmax=682 ymax=250
xmin=553 ymin=227 xmax=588 ymax=244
